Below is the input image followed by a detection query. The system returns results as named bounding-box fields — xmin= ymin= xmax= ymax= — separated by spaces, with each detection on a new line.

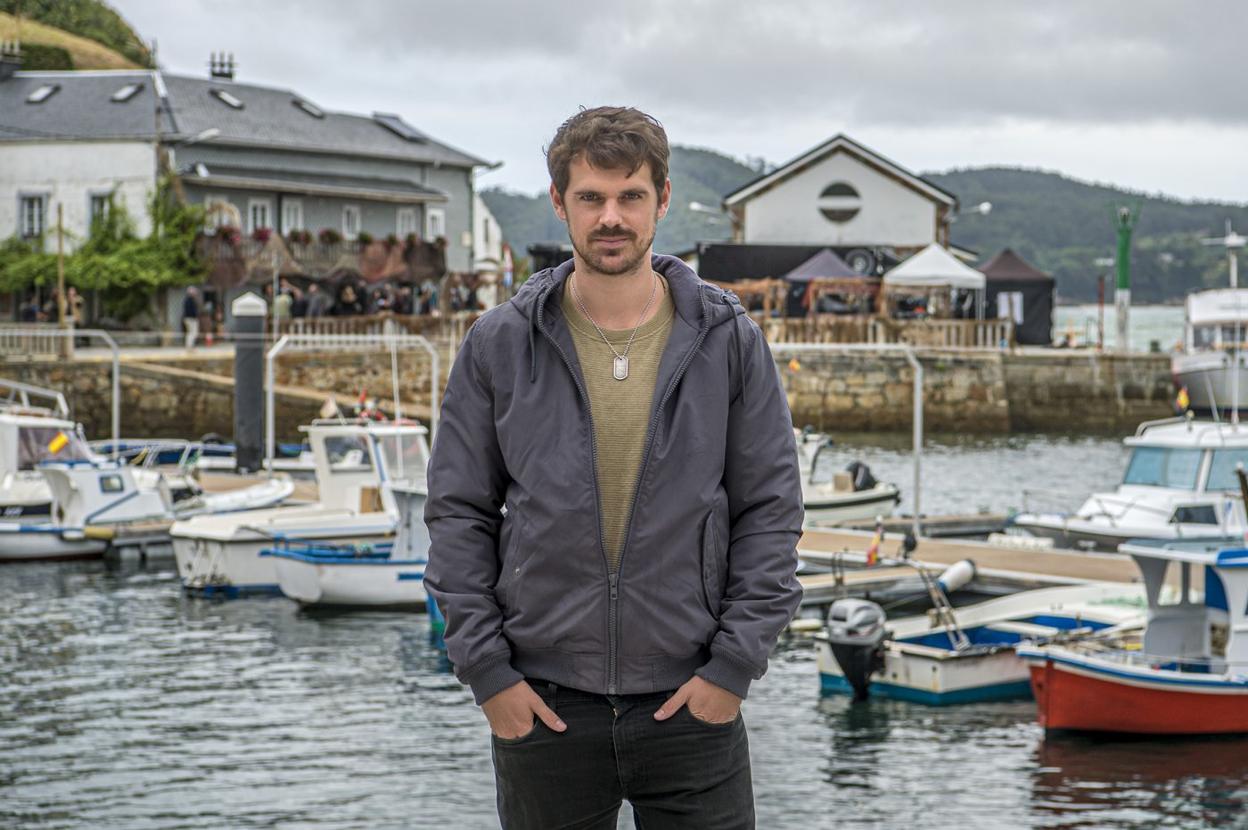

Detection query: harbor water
xmin=5 ymin=433 xmax=1248 ymax=829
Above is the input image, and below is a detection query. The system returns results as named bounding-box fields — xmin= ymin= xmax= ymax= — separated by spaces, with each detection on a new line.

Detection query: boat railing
xmin=1055 ymin=635 xmax=1248 ymax=675
xmin=0 ymin=378 xmax=70 ymax=419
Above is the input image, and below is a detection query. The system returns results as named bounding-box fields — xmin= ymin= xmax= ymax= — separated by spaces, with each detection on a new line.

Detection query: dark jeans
xmin=491 ymin=680 xmax=754 ymax=829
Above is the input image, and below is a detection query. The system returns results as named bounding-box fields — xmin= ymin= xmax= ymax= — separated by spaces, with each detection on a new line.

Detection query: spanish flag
xmin=1176 ymin=386 xmax=1190 ymax=412
xmin=865 ymin=523 xmax=883 ymax=567
xmin=47 ymin=431 xmax=69 ymax=454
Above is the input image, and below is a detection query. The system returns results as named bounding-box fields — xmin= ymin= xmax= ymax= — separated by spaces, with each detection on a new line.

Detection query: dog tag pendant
xmin=613 ymin=356 xmax=629 ymax=381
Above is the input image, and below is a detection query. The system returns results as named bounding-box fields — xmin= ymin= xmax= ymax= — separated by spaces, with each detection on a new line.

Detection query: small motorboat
xmin=261 ymin=482 xmax=429 ymax=609
xmin=0 ymin=380 xmax=95 ymax=522
xmin=1012 ymin=416 xmax=1248 ymax=551
xmin=796 ymin=429 xmax=900 ymax=525
xmin=0 ymin=458 xmax=293 ymax=561
xmin=1019 ymin=536 xmax=1248 ymax=735
xmin=818 ymin=567 xmax=1145 ymax=705
xmin=170 ymin=419 xmax=428 ymax=596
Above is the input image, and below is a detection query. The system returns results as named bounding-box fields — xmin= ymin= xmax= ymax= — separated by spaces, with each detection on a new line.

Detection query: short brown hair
xmin=545 ymin=106 xmax=670 ymax=197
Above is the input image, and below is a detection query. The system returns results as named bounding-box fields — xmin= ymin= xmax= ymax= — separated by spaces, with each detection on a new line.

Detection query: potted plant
xmin=217 ymin=225 xmax=242 ymax=246
xmin=385 ymin=233 xmax=400 ymax=248
xmin=318 ymin=227 xmax=342 ymax=245
xmin=357 ymin=231 xmax=374 ymax=245
xmin=252 ymin=227 xmax=272 ymax=243
xmin=287 ymin=229 xmax=312 ymax=246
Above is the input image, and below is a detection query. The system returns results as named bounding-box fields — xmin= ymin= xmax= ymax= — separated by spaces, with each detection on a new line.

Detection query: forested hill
xmin=928 ymin=168 xmax=1248 ymax=302
xmin=485 ymin=151 xmax=1247 ymax=302
xmin=0 ymin=0 xmax=149 ymax=69
xmin=481 ymin=145 xmax=761 ymax=266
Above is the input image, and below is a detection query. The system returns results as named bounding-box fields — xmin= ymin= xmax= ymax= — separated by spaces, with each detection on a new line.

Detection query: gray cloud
xmin=113 ymin=0 xmax=1248 ymax=197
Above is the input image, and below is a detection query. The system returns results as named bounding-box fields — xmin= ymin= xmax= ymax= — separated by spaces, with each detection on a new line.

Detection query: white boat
xmin=796 ymin=430 xmax=900 ymax=524
xmin=1012 ymin=417 xmax=1248 ymax=551
xmin=0 ymin=381 xmax=95 ymax=522
xmin=818 ymin=581 xmax=1146 ymax=705
xmin=170 ymin=419 xmax=429 ymax=596
xmin=261 ymin=482 xmax=430 ymax=608
xmin=1020 ymin=537 xmax=1248 ymax=734
xmin=0 ymin=455 xmax=295 ymax=562
xmin=1173 ymin=223 xmax=1247 ymax=414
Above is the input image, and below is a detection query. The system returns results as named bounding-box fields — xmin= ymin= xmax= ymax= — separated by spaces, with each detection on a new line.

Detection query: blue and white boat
xmin=261 ymin=483 xmax=429 ymax=608
xmin=817 ymin=581 xmax=1145 ymax=705
xmin=170 ymin=420 xmax=428 ymax=596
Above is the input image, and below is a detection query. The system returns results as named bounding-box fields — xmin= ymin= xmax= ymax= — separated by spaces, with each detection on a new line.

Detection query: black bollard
xmin=231 ymin=292 xmax=268 ymax=473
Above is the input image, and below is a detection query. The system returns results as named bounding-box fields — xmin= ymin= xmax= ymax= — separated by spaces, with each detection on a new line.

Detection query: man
xmin=425 ymin=106 xmax=803 ymax=829
xmin=182 ymin=287 xmax=200 ymax=350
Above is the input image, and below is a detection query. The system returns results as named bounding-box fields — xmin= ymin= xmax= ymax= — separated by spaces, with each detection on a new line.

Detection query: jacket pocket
xmin=700 ymin=510 xmax=728 ymax=620
xmin=495 ymin=513 xmax=534 ymax=609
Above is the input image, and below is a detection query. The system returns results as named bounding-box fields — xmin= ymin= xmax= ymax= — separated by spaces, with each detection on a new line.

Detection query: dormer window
xmin=293 ymin=98 xmax=324 ymax=118
xmin=111 ymin=83 xmax=144 ymax=102
xmin=26 ymin=84 xmax=60 ymax=104
xmin=210 ymin=88 xmax=244 ymax=109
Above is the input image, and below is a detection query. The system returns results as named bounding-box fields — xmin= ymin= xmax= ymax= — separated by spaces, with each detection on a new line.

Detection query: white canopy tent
xmin=882 ymin=243 xmax=987 ymax=318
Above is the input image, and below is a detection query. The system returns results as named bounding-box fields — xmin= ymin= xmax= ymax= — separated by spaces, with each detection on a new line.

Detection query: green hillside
xmin=928 ymin=168 xmax=1248 ymax=302
xmin=0 ymin=0 xmax=150 ymax=67
xmin=485 ymin=150 xmax=1246 ymax=303
xmin=481 ymin=145 xmax=761 ymax=268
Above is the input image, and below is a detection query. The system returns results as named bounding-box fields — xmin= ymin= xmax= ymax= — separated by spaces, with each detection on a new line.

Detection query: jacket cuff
xmin=462 ymin=653 xmax=525 ymax=705
xmin=695 ymin=650 xmax=758 ymax=700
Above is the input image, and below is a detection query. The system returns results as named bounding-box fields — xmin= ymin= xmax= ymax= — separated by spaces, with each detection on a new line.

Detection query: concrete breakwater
xmin=2 ymin=346 xmax=1171 ymax=441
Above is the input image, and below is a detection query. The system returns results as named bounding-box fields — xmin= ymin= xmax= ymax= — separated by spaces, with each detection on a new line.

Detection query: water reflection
xmin=1031 ymin=734 xmax=1248 ymax=829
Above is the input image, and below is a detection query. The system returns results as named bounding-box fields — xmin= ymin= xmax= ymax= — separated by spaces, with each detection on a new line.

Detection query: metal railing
xmin=762 ymin=315 xmax=1014 ymax=348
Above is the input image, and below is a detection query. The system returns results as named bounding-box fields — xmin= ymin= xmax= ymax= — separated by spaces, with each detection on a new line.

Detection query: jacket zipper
xmin=608 ymin=290 xmax=715 ymax=693
xmin=535 ymin=295 xmax=617 ymax=689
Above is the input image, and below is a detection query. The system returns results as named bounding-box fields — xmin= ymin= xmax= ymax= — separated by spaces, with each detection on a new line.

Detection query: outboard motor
xmin=845 ymin=461 xmax=878 ymax=492
xmin=826 ymin=598 xmax=887 ymax=701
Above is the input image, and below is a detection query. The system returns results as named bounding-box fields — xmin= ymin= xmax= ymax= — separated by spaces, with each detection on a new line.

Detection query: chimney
xmin=208 ymin=51 xmax=236 ymax=81
xmin=0 ymin=41 xmax=22 ymax=83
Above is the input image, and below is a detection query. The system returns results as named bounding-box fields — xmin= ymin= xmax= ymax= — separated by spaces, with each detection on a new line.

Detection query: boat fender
xmin=825 ymin=598 xmax=886 ymax=701
xmin=846 ymin=461 xmax=878 ymax=492
xmin=936 ymin=559 xmax=977 ymax=594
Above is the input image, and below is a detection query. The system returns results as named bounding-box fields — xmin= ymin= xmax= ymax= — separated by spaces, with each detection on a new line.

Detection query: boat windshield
xmin=1122 ymin=447 xmax=1202 ymax=489
xmin=323 ymin=435 xmax=372 ymax=472
xmin=17 ymin=425 xmax=93 ymax=468
xmin=376 ymin=432 xmax=428 ymax=481
xmin=1205 ymin=448 xmax=1248 ymax=491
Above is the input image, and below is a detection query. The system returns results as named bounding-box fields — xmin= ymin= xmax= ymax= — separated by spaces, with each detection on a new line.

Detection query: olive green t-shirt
xmin=562 ymin=276 xmax=675 ymax=571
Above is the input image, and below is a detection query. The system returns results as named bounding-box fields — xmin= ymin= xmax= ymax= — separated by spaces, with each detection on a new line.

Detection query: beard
xmin=569 ymin=223 xmax=656 ymax=277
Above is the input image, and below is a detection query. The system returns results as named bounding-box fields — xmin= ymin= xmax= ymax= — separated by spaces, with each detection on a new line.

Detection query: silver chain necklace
xmin=570 ymin=272 xmax=659 ymax=381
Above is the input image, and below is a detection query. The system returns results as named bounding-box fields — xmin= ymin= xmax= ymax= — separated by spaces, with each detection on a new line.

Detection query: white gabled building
xmin=723 ymin=134 xmax=959 ymax=254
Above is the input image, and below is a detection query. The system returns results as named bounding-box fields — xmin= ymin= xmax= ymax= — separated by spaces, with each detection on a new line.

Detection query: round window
xmin=818 ymin=182 xmax=861 ymax=223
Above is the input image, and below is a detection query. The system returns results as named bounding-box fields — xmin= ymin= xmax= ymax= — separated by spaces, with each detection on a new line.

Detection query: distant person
xmin=19 ymin=294 xmax=38 ymax=323
xmin=306 ymin=283 xmax=329 ymax=318
xmin=334 ymin=283 xmax=363 ymax=316
xmin=66 ymin=287 xmax=85 ymax=326
xmin=182 ymin=287 xmax=200 ymax=349
xmin=272 ymin=285 xmax=293 ymax=325
xmin=424 ymin=106 xmax=802 ymax=829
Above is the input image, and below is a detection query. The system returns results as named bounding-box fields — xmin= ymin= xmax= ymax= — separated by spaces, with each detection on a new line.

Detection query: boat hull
xmin=271 ymin=556 xmax=426 ymax=608
xmin=819 ymin=641 xmax=1032 ymax=705
xmin=0 ymin=524 xmax=107 ymax=561
xmin=804 ymin=484 xmax=901 ymax=525
xmin=1173 ymin=351 xmax=1248 ymax=412
xmin=1026 ymin=653 xmax=1248 ymax=735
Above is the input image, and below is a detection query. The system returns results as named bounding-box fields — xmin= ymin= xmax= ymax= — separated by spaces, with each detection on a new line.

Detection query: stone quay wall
xmin=2 ymin=345 xmax=1173 ymax=441
xmin=777 ymin=347 xmax=1174 ymax=433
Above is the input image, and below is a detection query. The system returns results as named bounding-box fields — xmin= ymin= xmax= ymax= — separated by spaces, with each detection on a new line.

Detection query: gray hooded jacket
xmin=424 ymin=254 xmax=803 ymax=705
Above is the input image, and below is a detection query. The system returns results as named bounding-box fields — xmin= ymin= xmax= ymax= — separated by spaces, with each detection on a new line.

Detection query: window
xmin=1170 ymin=505 xmax=1219 ymax=525
xmin=342 ymin=205 xmax=361 ymax=240
xmin=324 ymin=436 xmax=372 ymax=472
xmin=293 ymin=98 xmax=324 ymax=118
xmin=396 ymin=207 xmax=418 ymax=238
xmin=99 ymin=474 xmax=125 ymax=494
xmin=282 ymin=199 xmax=304 ymax=234
xmin=17 ymin=427 xmax=92 ymax=469
xmin=111 ymin=83 xmax=143 ymax=103
xmin=89 ymin=193 xmax=111 ymax=226
xmin=210 ymin=88 xmax=244 ymax=109
xmin=19 ymin=195 xmax=46 ymax=238
xmin=204 ymin=195 xmax=237 ymax=230
xmin=248 ymin=199 xmax=272 ymax=234
xmin=1206 ymin=448 xmax=1248 ymax=491
xmin=426 ymin=208 xmax=445 ymax=240
xmin=26 ymin=84 xmax=60 ymax=104
xmin=1123 ymin=447 xmax=1203 ymax=490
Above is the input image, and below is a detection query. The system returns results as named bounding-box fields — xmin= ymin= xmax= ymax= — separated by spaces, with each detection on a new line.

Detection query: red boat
xmin=1019 ymin=539 xmax=1248 ymax=735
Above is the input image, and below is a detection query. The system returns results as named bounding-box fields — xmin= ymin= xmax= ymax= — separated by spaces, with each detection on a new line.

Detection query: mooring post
xmin=232 ymin=292 xmax=268 ymax=473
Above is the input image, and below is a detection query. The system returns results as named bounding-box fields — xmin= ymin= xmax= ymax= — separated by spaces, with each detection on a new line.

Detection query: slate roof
xmin=978 ymin=248 xmax=1053 ymax=282
xmin=161 ymin=75 xmax=486 ymax=168
xmin=0 ymin=70 xmax=172 ymax=140
xmin=0 ymin=70 xmax=488 ymax=169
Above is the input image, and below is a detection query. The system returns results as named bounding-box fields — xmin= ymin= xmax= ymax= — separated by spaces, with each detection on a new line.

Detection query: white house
xmin=724 ymin=134 xmax=959 ymax=254
xmin=472 ymin=192 xmax=504 ymax=272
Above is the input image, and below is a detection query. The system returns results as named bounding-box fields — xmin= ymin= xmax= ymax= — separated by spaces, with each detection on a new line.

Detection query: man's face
xmin=551 ymin=156 xmax=670 ymax=277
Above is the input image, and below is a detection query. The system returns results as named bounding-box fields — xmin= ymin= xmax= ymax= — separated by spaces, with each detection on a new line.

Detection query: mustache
xmin=590 ymin=227 xmax=636 ymax=241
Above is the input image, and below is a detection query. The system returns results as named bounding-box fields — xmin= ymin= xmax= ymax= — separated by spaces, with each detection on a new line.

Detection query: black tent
xmin=979 ymin=248 xmax=1055 ymax=345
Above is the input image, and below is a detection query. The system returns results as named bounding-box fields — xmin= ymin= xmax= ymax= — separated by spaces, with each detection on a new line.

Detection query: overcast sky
xmin=115 ymin=0 xmax=1248 ymax=202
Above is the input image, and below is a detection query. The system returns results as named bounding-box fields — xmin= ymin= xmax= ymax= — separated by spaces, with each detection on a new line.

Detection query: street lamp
xmin=688 ymin=200 xmax=728 ymax=221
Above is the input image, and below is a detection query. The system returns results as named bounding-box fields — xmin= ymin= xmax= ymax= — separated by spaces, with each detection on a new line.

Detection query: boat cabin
xmin=1120 ymin=538 xmax=1248 ymax=673
xmin=1186 ymin=289 xmax=1248 ymax=352
xmin=301 ymin=420 xmax=430 ymax=516
xmin=1124 ymin=418 xmax=1248 ymax=496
